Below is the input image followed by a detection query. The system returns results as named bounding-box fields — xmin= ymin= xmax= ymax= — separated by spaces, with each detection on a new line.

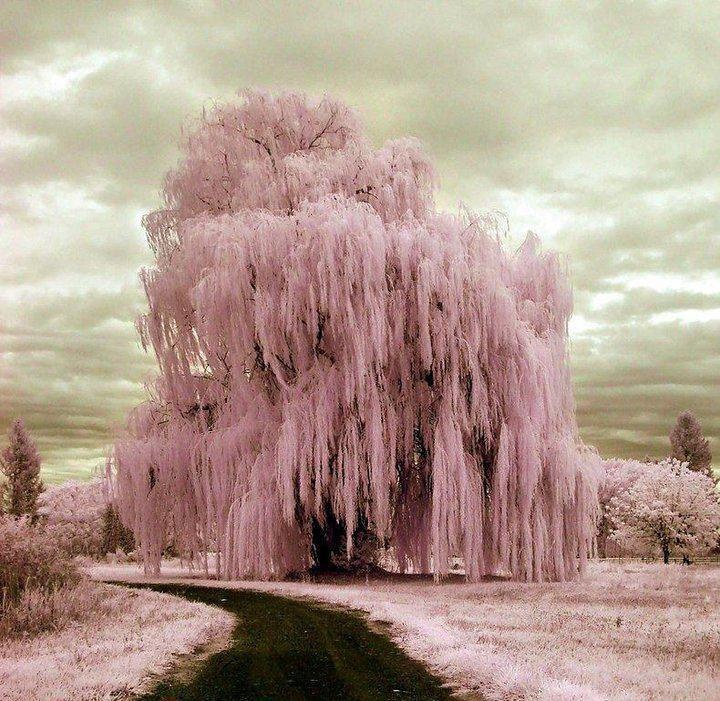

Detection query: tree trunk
xmin=597 ymin=530 xmax=607 ymax=559
xmin=310 ymin=506 xmax=346 ymax=571
xmin=310 ymin=504 xmax=378 ymax=574
xmin=662 ymin=544 xmax=670 ymax=564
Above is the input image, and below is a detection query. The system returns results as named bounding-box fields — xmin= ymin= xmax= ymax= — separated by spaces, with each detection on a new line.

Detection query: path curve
xmin=120 ymin=582 xmax=454 ymax=701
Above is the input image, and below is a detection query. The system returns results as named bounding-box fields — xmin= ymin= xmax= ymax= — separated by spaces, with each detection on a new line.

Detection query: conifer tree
xmin=670 ymin=411 xmax=713 ymax=477
xmin=0 ymin=419 xmax=44 ymax=517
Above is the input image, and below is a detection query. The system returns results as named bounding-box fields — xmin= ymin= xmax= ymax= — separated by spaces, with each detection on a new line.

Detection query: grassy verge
xmin=0 ymin=583 xmax=233 ymax=701
xmin=0 ymin=517 xmax=233 ymax=700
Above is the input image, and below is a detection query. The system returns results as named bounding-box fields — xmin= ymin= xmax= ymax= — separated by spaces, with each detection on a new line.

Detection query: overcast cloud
xmin=1 ymin=1 xmax=718 ymax=481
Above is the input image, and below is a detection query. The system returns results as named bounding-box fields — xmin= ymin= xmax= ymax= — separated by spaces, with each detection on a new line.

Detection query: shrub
xmin=0 ymin=579 xmax=107 ymax=639
xmin=0 ymin=517 xmax=79 ymax=606
xmin=0 ymin=516 xmax=110 ymax=639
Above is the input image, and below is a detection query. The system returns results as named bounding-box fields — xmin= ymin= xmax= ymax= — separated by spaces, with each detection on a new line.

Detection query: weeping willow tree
xmin=110 ymin=89 xmax=599 ymax=582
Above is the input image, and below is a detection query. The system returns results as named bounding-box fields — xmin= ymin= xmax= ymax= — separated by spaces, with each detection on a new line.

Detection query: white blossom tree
xmin=597 ymin=458 xmax=646 ymax=557
xmin=608 ymin=458 xmax=720 ymax=563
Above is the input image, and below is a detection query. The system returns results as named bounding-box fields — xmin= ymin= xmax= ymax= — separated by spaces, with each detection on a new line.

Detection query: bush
xmin=45 ymin=519 xmax=104 ymax=558
xmin=0 ymin=579 xmax=107 ymax=639
xmin=0 ymin=516 xmax=107 ymax=639
xmin=0 ymin=517 xmax=79 ymax=606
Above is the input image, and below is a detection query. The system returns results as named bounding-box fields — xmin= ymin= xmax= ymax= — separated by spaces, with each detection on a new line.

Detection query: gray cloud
xmin=1 ymin=1 xmax=718 ymax=480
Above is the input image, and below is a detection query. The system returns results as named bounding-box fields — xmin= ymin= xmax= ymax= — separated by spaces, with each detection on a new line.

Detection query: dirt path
xmin=119 ymin=582 xmax=454 ymax=701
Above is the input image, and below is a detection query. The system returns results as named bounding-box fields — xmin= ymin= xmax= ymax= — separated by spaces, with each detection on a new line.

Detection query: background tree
xmin=608 ymin=458 xmax=720 ymax=563
xmin=0 ymin=419 xmax=43 ymax=518
xmin=597 ymin=458 xmax=646 ymax=557
xmin=100 ymin=503 xmax=136 ymax=555
xmin=111 ymin=89 xmax=600 ymax=583
xmin=29 ymin=478 xmax=136 ymax=559
xmin=670 ymin=411 xmax=712 ymax=477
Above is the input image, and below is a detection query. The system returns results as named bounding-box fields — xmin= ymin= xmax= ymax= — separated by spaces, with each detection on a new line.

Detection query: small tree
xmin=37 ymin=479 xmax=108 ymax=557
xmin=0 ymin=419 xmax=44 ymax=518
xmin=670 ymin=411 xmax=712 ymax=477
xmin=608 ymin=458 xmax=720 ymax=563
xmin=101 ymin=503 xmax=135 ymax=554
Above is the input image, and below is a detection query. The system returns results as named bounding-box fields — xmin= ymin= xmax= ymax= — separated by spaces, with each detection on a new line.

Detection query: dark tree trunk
xmin=662 ymin=544 xmax=670 ymax=564
xmin=310 ymin=505 xmax=346 ymax=571
xmin=597 ymin=530 xmax=608 ymax=559
xmin=310 ymin=503 xmax=379 ymax=574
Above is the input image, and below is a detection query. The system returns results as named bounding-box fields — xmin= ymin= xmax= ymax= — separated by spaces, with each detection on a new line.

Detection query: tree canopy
xmin=608 ymin=458 xmax=720 ymax=563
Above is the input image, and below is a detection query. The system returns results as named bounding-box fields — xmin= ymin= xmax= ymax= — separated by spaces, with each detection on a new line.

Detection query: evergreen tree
xmin=0 ymin=419 xmax=44 ymax=517
xmin=670 ymin=411 xmax=713 ymax=477
xmin=101 ymin=503 xmax=135 ymax=554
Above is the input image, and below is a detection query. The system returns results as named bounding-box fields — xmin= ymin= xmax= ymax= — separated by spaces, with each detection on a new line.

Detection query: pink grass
xmin=0 ymin=582 xmax=233 ymax=701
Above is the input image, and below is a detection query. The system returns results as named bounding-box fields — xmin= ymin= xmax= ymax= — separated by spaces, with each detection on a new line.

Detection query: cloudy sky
xmin=1 ymin=1 xmax=718 ymax=482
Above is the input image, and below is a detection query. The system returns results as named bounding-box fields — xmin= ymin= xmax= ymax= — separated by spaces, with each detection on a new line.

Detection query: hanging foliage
xmin=110 ymin=89 xmax=599 ymax=582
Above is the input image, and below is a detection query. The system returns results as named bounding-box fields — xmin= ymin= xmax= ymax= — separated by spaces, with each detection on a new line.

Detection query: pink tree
xmin=608 ymin=458 xmax=720 ymax=563
xmin=111 ymin=89 xmax=600 ymax=582
xmin=1 ymin=419 xmax=43 ymax=518
xmin=37 ymin=479 xmax=107 ymax=524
